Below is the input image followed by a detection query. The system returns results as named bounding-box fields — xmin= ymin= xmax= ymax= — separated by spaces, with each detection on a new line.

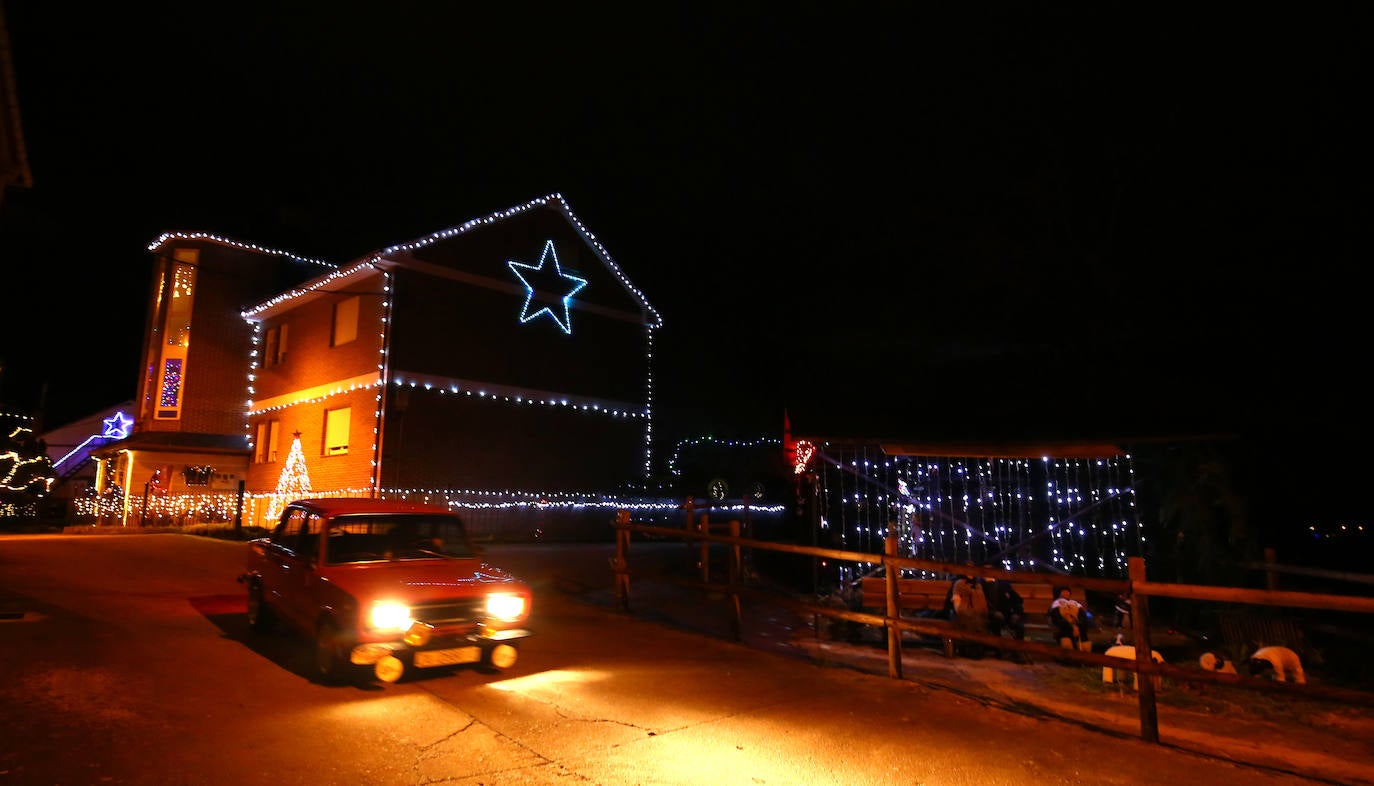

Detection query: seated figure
xmin=1047 ymin=587 xmax=1092 ymax=649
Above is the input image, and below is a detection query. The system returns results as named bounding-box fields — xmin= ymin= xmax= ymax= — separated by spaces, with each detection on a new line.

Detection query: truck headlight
xmin=369 ymin=601 xmax=412 ymax=631
xmin=486 ymin=593 xmax=527 ymax=622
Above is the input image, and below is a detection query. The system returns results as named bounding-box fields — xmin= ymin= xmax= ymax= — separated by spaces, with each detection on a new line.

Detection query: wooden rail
xmin=610 ymin=508 xmax=1374 ymax=742
xmin=857 ymin=577 xmax=1081 ymax=624
xmin=609 ymin=513 xmax=1374 ymax=745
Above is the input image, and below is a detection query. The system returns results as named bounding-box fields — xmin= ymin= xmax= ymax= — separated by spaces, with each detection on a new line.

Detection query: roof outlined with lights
xmin=229 ymin=193 xmax=661 ymax=329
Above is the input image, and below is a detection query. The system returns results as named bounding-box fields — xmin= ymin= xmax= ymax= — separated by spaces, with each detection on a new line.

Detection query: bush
xmin=180 ymin=523 xmax=270 ymax=541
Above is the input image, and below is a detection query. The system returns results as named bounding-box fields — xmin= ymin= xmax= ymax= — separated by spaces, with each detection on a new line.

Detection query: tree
xmin=1 ymin=415 xmax=55 ymax=518
xmin=265 ymin=431 xmax=312 ymax=524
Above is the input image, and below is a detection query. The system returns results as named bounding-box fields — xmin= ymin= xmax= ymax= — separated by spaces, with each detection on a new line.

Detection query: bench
xmin=857 ymin=576 xmax=1088 ymax=653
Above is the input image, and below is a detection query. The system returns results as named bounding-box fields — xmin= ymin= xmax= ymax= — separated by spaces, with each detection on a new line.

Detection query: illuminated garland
xmin=1 ymin=424 xmax=55 ymax=494
xmin=379 ymin=193 xmax=662 ymax=328
xmin=247 ymin=374 xmax=649 ymax=421
xmin=72 ymin=486 xmax=785 ymax=529
xmin=241 ymin=259 xmax=376 ymax=319
xmin=794 ymin=441 xmax=815 ymax=475
xmin=385 ymin=376 xmax=645 ymax=418
xmin=0 ymin=449 xmax=54 ymax=492
xmin=668 ymin=435 xmax=783 ymax=477
xmin=148 ymin=232 xmax=335 ymax=271
xmin=806 ymin=442 xmax=1143 ymax=582
xmin=1306 ymin=523 xmax=1369 ymax=540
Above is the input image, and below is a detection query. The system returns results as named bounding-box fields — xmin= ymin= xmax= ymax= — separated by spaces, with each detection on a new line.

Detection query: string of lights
xmin=804 ymin=442 xmax=1144 ymax=583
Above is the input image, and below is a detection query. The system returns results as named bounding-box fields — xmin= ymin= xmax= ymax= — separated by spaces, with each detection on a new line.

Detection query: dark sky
xmin=0 ymin=3 xmax=1365 ymax=457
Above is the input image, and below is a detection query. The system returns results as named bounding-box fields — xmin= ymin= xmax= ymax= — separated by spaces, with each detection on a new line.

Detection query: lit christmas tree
xmin=1 ymin=415 xmax=55 ymax=518
xmin=266 ymin=431 xmax=312 ymax=524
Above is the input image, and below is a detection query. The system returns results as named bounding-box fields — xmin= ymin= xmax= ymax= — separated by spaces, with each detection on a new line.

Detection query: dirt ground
xmin=800 ymin=636 xmax=1374 ymax=782
xmin=575 ymin=575 xmax=1374 ymax=785
xmin=503 ymin=541 xmax=1373 ymax=785
xmin=736 ymin=605 xmax=1374 ymax=786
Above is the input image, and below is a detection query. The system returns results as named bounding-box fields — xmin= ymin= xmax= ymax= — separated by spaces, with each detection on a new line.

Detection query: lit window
xmin=254 ymin=420 xmax=280 ymax=463
xmin=324 ymin=407 xmax=350 ymax=456
xmin=156 ymin=249 xmax=198 ymax=419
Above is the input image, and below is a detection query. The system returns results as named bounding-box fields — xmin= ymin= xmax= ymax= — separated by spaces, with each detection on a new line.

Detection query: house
xmin=88 ymin=194 xmax=662 ymax=529
xmin=40 ymin=401 xmax=135 ymax=505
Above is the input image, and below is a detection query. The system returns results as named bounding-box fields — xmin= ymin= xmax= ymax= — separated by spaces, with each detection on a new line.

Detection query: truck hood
xmin=320 ymin=558 xmax=527 ymax=603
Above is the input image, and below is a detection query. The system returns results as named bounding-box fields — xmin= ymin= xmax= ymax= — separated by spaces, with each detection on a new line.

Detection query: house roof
xmin=89 ymin=431 xmax=250 ymax=459
xmin=238 ymin=193 xmax=663 ymax=328
xmin=144 ymin=232 xmax=337 ymax=271
xmin=381 ymin=193 xmax=662 ymax=328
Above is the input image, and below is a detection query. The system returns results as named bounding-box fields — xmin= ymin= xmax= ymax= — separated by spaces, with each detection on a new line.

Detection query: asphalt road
xmin=0 ymin=533 xmax=1361 ymax=786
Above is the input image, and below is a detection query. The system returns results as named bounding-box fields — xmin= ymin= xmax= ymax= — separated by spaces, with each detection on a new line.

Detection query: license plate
xmin=414 ymin=646 xmax=481 ymax=668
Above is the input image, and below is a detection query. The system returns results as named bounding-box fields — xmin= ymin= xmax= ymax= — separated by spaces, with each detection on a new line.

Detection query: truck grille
xmin=411 ymin=598 xmax=486 ymax=627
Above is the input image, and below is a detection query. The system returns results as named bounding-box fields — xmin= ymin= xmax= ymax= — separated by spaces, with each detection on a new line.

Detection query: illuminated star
xmin=507 ymin=240 xmax=588 ymax=335
xmin=102 ymin=411 xmax=134 ymax=438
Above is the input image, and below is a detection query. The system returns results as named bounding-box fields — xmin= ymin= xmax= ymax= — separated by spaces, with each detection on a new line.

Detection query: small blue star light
xmin=507 ymin=240 xmax=588 ymax=335
xmin=102 ymin=411 xmax=133 ymax=439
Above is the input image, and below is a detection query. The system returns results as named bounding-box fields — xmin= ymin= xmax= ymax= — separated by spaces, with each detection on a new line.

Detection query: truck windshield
xmin=325 ymin=513 xmax=476 ymax=564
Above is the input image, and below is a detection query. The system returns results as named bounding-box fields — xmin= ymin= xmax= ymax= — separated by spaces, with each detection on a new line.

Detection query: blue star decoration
xmin=102 ymin=411 xmax=133 ymax=439
xmin=507 ymin=240 xmax=588 ymax=335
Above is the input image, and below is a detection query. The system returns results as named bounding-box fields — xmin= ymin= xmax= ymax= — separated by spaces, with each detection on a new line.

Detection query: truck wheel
xmin=246 ymin=582 xmax=274 ymax=633
xmin=484 ymin=642 xmax=519 ymax=669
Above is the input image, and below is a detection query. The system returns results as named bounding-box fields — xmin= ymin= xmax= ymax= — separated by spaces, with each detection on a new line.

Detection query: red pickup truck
xmin=238 ymin=498 xmax=532 ymax=684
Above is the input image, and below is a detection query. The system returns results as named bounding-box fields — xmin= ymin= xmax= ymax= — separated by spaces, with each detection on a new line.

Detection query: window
xmin=182 ymin=465 xmax=214 ymax=486
xmin=273 ymin=508 xmax=319 ymax=559
xmin=254 ymin=420 xmax=280 ymax=463
xmin=155 ymin=249 xmax=198 ymax=419
xmin=331 ymin=296 xmax=359 ymax=347
xmin=264 ymin=323 xmax=289 ymax=368
xmin=276 ymin=507 xmax=307 ymax=543
xmin=324 ymin=407 xmax=350 ymax=456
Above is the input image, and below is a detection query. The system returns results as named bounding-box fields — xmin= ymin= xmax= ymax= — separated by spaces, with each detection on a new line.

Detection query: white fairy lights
xmin=807 ymin=442 xmax=1143 ymax=583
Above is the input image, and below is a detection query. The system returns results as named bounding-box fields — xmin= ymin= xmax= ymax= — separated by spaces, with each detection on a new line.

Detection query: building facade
xmin=89 ymin=194 xmax=662 ymax=529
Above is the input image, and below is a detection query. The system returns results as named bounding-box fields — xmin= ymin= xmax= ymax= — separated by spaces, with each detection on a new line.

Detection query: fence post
xmin=613 ymin=510 xmax=631 ymax=612
xmin=682 ymin=495 xmax=696 ymax=569
xmin=1264 ymin=547 xmax=1279 ymax=591
xmin=1129 ymin=556 xmax=1159 ymax=743
xmin=698 ymin=513 xmax=710 ymax=585
xmin=728 ymin=519 xmax=742 ymax=640
xmin=885 ymin=533 xmax=903 ymax=679
xmin=234 ymin=480 xmax=245 ymax=535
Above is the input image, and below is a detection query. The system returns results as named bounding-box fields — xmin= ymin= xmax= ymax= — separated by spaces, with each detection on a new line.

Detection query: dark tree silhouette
xmin=0 ymin=413 xmax=55 ymax=517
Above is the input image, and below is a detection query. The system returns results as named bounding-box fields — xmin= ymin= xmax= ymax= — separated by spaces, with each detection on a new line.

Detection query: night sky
xmin=0 ymin=4 xmax=1364 ymax=478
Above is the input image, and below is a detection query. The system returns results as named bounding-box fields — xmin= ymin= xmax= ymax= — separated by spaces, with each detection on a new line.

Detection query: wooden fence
xmin=610 ymin=511 xmax=1374 ymax=744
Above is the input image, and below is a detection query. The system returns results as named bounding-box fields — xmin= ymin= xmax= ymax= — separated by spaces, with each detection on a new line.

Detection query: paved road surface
xmin=0 ymin=533 xmax=1368 ymax=785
